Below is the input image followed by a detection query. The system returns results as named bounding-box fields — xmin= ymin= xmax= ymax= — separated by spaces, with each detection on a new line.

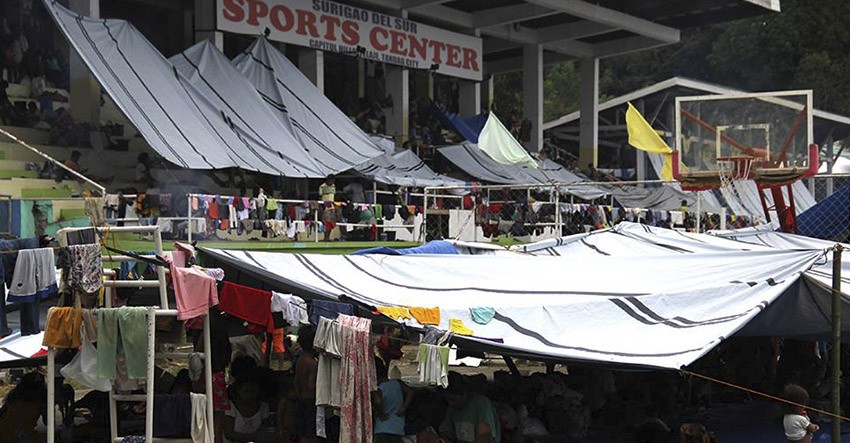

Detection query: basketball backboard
xmin=674 ymin=90 xmax=813 ymax=174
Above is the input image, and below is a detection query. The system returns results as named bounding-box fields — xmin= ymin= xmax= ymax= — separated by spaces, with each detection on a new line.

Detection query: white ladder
xmin=47 ymin=225 xmax=214 ymax=442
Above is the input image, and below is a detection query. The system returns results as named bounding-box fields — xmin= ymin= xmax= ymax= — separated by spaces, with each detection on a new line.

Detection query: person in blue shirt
xmin=373 ymin=356 xmax=414 ymax=443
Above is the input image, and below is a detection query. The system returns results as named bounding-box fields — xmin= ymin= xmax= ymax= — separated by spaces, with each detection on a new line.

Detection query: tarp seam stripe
xmin=254 ymin=92 xmax=352 ymax=171
xmin=71 ymin=17 xmax=192 ymax=168
xmin=96 ymin=19 xmax=214 ymax=169
xmin=176 ymin=52 xmax=312 ymax=176
xmin=170 ymin=67 xmax=265 ymax=171
xmin=294 ymin=254 xmax=381 ymax=304
xmin=0 ymin=347 xmax=28 ymax=359
xmin=491 ymin=312 xmax=706 ymax=358
xmin=242 ymin=51 xmax=376 ymax=160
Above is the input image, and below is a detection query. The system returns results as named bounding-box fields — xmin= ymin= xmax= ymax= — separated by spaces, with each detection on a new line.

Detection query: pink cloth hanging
xmin=337 ymin=314 xmax=376 ymax=443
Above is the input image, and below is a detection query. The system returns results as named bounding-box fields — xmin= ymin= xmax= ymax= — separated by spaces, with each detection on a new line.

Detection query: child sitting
xmin=224 ymin=374 xmax=271 ymax=443
xmin=782 ymin=384 xmax=820 ymax=443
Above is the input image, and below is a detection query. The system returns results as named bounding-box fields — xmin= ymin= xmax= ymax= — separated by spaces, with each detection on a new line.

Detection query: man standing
xmin=293 ymin=326 xmax=319 ymax=443
xmin=318 ymin=175 xmax=336 ymax=202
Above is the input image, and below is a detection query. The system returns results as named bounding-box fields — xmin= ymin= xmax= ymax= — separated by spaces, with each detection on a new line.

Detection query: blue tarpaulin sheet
xmin=797 ymin=185 xmax=850 ymax=241
xmin=353 ymin=240 xmax=459 ymax=256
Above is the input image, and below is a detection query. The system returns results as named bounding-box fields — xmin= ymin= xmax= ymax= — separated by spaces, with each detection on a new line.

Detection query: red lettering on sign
xmin=445 ymin=44 xmax=461 ymax=68
xmin=428 ymin=40 xmax=445 ymax=64
xmin=341 ymin=20 xmax=359 ymax=46
xmin=269 ymin=5 xmax=294 ymax=32
xmin=389 ymin=30 xmax=406 ymax=56
xmin=246 ymin=0 xmax=268 ymax=26
xmin=462 ymin=47 xmax=479 ymax=72
xmin=319 ymin=15 xmax=341 ymax=41
xmin=221 ymin=0 xmax=245 ymax=22
xmin=370 ymin=27 xmax=388 ymax=51
xmin=296 ymin=10 xmax=319 ymax=37
xmin=408 ymin=35 xmax=428 ymax=60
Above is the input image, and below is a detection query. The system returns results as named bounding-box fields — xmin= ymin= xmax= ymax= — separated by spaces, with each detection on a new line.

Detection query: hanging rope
xmin=682 ymin=369 xmax=850 ymax=422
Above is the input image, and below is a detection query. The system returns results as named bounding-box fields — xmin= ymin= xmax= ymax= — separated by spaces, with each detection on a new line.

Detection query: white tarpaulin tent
xmin=232 ymin=38 xmax=384 ymax=175
xmin=45 ymin=1 xmax=385 ymax=177
xmin=0 ymin=332 xmax=45 ymax=367
xmin=355 ymin=150 xmax=466 ymax=188
xmin=44 ymin=1 xmax=325 ymax=176
xmin=169 ymin=40 xmax=324 ymax=176
xmin=200 ymin=243 xmax=827 ymax=369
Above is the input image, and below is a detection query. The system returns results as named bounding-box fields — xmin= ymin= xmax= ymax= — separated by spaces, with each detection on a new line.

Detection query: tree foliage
xmin=495 ymin=0 xmax=850 ymax=119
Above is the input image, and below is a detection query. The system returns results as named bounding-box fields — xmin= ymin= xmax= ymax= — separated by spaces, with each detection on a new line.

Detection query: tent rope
xmin=682 ymin=369 xmax=850 ymax=422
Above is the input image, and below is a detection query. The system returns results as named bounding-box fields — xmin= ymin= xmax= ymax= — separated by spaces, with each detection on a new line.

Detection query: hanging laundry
xmin=43 ymin=307 xmax=83 ymax=349
xmin=309 ymin=300 xmax=354 ymax=325
xmin=97 ymin=307 xmax=149 ymax=380
xmin=376 ymin=306 xmax=412 ymax=320
xmin=8 ymin=247 xmax=58 ymax=302
xmin=417 ymin=343 xmax=449 ymax=388
xmin=66 ymin=244 xmax=103 ymax=293
xmin=409 ymin=306 xmax=440 ymax=325
xmin=190 ymin=393 xmax=210 ymax=443
xmin=469 ymin=307 xmax=496 ymax=325
xmin=218 ymin=282 xmax=275 ymax=332
xmin=449 ymin=318 xmax=474 ymax=336
xmin=337 ymin=314 xmax=376 ymax=443
xmin=172 ymin=265 xmax=219 ymax=322
xmin=314 ymin=316 xmax=343 ymax=408
xmin=271 ymin=292 xmax=309 ymax=326
xmin=153 ymin=394 xmax=192 ymax=438
xmin=0 ymin=237 xmax=40 ymax=336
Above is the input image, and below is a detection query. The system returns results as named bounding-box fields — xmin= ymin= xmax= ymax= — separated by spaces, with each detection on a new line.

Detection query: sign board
xmin=218 ymin=0 xmax=483 ymax=81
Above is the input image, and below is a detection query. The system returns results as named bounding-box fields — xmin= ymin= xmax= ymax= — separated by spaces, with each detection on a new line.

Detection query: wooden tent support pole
xmin=832 ymin=245 xmax=844 ymax=443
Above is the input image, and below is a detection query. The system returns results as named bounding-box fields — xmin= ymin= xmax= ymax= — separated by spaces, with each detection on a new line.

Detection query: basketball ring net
xmin=716 ymin=156 xmax=755 ymax=190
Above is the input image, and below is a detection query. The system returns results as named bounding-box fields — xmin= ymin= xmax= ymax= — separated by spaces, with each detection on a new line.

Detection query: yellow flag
xmin=625 ymin=102 xmax=674 ymax=181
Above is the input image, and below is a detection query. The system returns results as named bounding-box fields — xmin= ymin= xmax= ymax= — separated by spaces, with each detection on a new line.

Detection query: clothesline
xmin=0 ymin=245 xmax=62 ymax=254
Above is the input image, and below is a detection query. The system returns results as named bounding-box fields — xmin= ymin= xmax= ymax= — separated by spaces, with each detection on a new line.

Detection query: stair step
xmin=21 ymin=187 xmax=75 ymax=198
xmin=0 ymin=169 xmax=38 ymax=179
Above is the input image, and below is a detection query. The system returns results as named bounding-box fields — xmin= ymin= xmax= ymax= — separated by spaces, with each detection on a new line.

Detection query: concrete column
xmin=635 ymin=100 xmax=646 ymax=183
xmin=69 ymin=0 xmax=101 ymax=125
xmin=482 ymin=75 xmax=494 ymax=113
xmin=357 ymin=58 xmax=366 ymax=98
xmin=385 ymin=65 xmax=409 ymax=146
xmin=298 ymin=49 xmax=325 ymax=93
xmin=579 ymin=57 xmax=599 ymax=168
xmin=193 ymin=0 xmax=223 ymax=49
xmin=522 ymin=44 xmax=543 ymax=152
xmin=458 ymin=80 xmax=480 ymax=118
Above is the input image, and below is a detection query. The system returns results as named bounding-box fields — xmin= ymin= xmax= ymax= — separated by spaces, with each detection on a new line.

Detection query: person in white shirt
xmin=782 ymin=384 xmax=819 ymax=443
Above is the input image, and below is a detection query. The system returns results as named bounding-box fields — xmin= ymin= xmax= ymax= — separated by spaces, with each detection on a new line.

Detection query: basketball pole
xmin=832 ymin=244 xmax=844 ymax=443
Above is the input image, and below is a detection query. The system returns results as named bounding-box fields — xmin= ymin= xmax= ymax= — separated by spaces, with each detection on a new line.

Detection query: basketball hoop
xmin=716 ymin=156 xmax=755 ymax=189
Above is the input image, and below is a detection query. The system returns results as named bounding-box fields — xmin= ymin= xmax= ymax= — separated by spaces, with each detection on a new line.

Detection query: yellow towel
xmin=449 ymin=318 xmax=474 ymax=336
xmin=409 ymin=307 xmax=441 ymax=325
xmin=43 ymin=307 xmax=83 ymax=349
xmin=377 ymin=306 xmax=412 ymax=320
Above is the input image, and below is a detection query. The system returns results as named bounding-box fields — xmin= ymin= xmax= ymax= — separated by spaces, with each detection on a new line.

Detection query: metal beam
xmin=483 ymin=38 xmax=520 ymax=55
xmin=484 ymin=51 xmax=570 ymax=75
xmin=524 ymin=0 xmax=680 ymax=43
xmin=594 ymin=35 xmax=672 ymax=58
xmin=399 ymin=0 xmax=451 ymax=10
xmin=537 ymin=21 xmax=615 ymax=43
xmin=472 ymin=3 xmax=559 ymax=28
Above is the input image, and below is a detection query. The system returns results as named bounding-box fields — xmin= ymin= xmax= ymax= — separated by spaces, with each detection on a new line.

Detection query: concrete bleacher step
xmin=0 ymin=169 xmax=38 ymax=179
xmin=0 ymin=126 xmax=51 ymax=145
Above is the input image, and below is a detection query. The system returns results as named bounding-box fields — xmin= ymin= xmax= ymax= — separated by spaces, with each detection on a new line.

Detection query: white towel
xmin=190 ymin=393 xmax=210 ymax=443
xmin=8 ymin=248 xmax=57 ymax=301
